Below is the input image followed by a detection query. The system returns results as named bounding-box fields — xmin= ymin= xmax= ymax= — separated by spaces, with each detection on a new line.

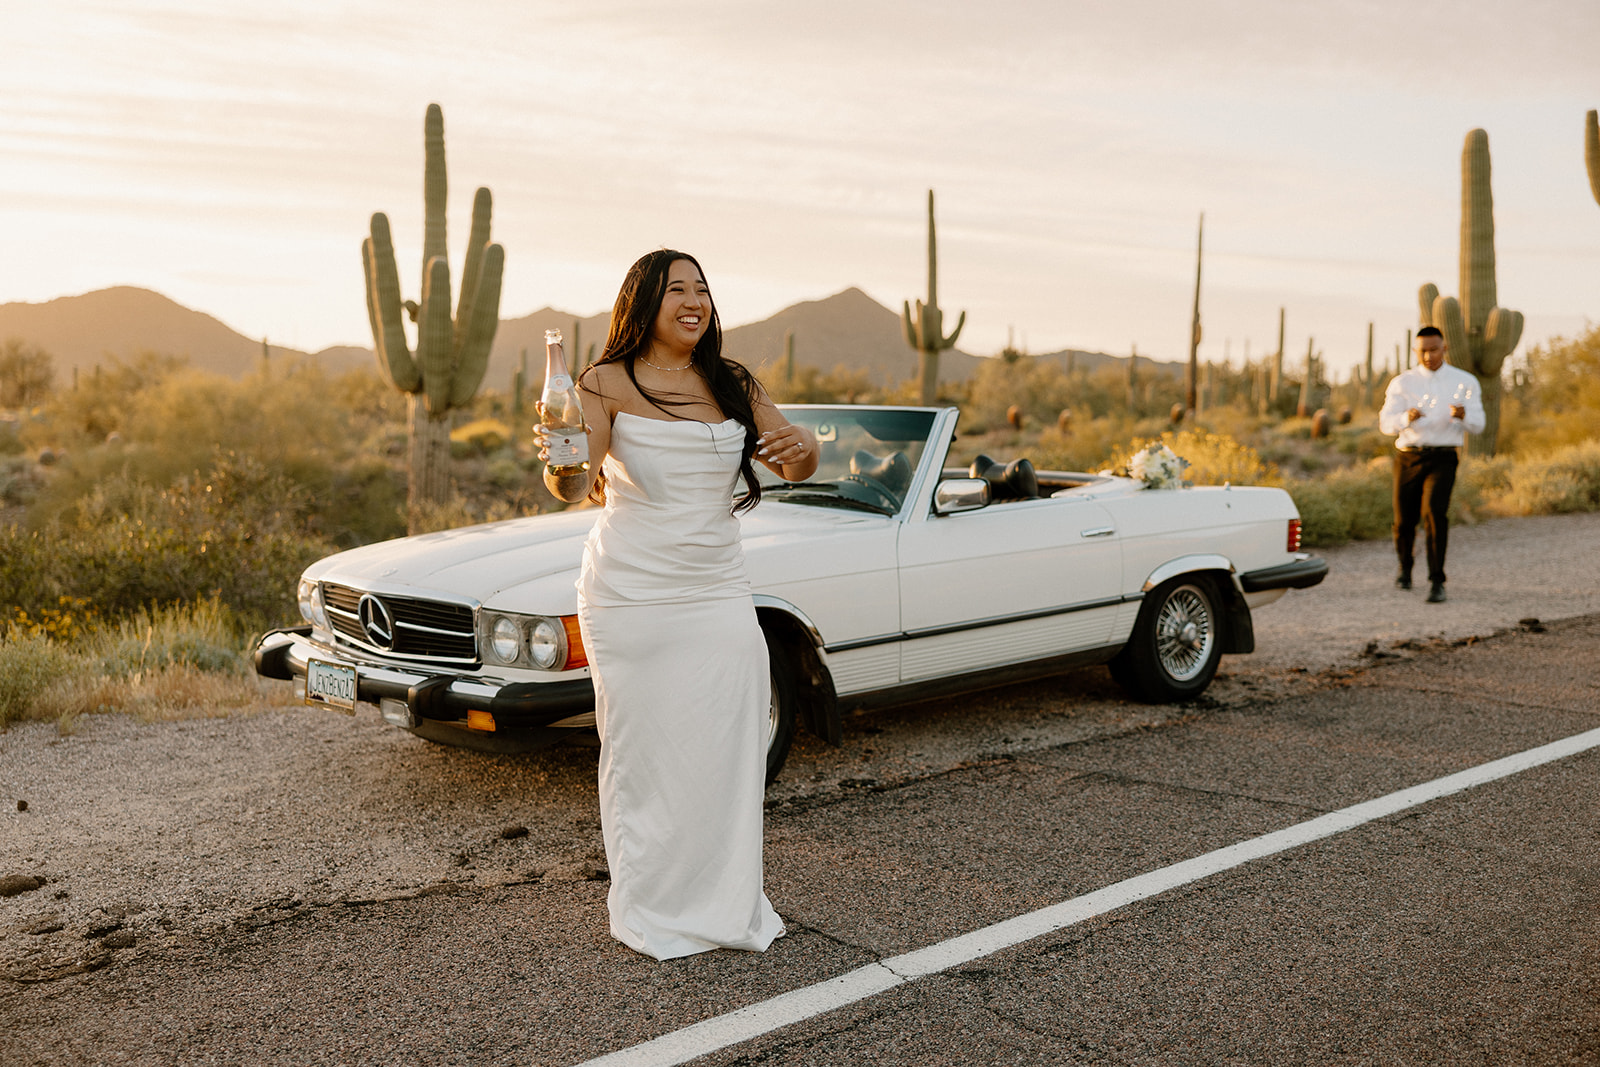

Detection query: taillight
xmin=1287 ymin=518 xmax=1303 ymax=552
xmin=561 ymin=615 xmax=588 ymax=670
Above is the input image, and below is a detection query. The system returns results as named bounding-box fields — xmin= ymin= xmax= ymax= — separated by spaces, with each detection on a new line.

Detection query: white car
xmin=255 ymin=405 xmax=1326 ymax=782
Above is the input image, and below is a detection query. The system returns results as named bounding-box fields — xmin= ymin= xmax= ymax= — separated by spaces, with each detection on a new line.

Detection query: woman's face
xmin=650 ymin=258 xmax=711 ymax=354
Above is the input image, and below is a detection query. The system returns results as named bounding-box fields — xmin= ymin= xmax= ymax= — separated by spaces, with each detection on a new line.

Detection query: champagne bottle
xmin=539 ymin=329 xmax=589 ymax=476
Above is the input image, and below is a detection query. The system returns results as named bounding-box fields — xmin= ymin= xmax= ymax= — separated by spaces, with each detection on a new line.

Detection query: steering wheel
xmin=836 ymin=473 xmax=900 ymax=511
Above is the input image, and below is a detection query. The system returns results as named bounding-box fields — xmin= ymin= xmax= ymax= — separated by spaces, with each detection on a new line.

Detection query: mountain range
xmin=0 ymin=286 xmax=1180 ymax=393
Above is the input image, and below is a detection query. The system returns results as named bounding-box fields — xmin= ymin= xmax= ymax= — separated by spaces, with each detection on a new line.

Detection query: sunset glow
xmin=3 ymin=0 xmax=1598 ymax=372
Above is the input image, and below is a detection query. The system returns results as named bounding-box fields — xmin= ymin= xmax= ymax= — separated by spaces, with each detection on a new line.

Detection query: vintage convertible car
xmin=255 ymin=405 xmax=1325 ymax=782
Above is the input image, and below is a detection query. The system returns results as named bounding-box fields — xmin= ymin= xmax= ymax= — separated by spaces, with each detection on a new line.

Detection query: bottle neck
xmin=544 ymin=343 xmax=571 ymax=383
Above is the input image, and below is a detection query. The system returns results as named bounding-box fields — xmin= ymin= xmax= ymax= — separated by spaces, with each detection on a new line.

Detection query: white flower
xmin=1128 ymin=442 xmax=1189 ymax=490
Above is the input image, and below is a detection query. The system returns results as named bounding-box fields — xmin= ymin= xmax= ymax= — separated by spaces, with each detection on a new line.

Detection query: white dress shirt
xmin=1378 ymin=362 xmax=1487 ymax=449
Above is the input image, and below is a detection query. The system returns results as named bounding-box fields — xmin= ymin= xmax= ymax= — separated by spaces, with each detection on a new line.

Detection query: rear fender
xmin=1141 ymin=557 xmax=1254 ymax=655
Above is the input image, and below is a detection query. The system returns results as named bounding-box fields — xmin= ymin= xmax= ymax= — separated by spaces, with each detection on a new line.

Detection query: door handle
xmin=1080 ymin=526 xmax=1115 ymax=538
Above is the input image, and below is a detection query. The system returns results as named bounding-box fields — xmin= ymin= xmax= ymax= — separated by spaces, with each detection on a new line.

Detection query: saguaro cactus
xmin=1270 ymin=307 xmax=1284 ymax=404
xmin=1126 ymin=344 xmax=1139 ymax=412
xmin=1186 ymin=213 xmax=1203 ymax=413
xmin=362 ymin=103 xmax=505 ymax=530
xmin=901 ymin=190 xmax=965 ymax=406
xmin=1418 ymin=128 xmax=1523 ymax=457
xmin=1586 ymin=110 xmax=1600 ymax=205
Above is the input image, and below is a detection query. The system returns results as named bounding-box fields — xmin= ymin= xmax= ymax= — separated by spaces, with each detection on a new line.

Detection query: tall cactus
xmin=1417 ymin=128 xmax=1523 ymax=457
xmin=781 ymin=329 xmax=796 ymax=386
xmin=361 ymin=103 xmax=505 ymax=530
xmin=1270 ymin=307 xmax=1284 ymax=404
xmin=901 ymin=189 xmax=965 ymax=406
xmin=1587 ymin=110 xmax=1600 ymax=206
xmin=1186 ymin=213 xmax=1203 ymax=413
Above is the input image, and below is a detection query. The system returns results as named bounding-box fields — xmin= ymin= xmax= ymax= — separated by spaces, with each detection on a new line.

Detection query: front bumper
xmin=254 ymin=627 xmax=595 ymax=729
xmin=1239 ymin=555 xmax=1329 ymax=593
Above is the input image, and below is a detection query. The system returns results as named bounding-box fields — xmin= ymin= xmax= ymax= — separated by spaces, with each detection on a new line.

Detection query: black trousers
xmin=1393 ymin=448 xmax=1458 ymax=584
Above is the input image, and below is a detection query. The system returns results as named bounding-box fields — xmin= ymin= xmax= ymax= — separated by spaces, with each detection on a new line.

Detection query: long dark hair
xmin=581 ymin=249 xmax=762 ymax=513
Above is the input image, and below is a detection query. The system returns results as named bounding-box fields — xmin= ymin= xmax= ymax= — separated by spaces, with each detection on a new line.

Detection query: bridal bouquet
xmin=1127 ymin=441 xmax=1190 ymax=490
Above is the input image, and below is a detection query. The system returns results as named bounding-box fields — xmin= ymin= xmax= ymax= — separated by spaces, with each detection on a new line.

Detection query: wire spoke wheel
xmin=1154 ymin=585 xmax=1215 ymax=682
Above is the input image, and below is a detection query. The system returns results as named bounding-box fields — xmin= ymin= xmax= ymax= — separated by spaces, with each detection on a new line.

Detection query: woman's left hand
xmin=756 ymin=425 xmax=811 ymax=467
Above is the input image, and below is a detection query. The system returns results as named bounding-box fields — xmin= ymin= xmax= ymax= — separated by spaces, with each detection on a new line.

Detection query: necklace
xmin=639 ymin=355 xmax=694 ymax=372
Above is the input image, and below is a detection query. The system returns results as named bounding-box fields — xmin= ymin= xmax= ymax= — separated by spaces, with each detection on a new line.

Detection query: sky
xmin=3 ymin=0 xmax=1598 ymax=377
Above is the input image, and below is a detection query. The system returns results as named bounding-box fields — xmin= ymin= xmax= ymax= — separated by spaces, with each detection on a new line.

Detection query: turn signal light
xmin=561 ymin=615 xmax=588 ymax=670
xmin=1287 ymin=518 xmax=1303 ymax=553
xmin=467 ymin=708 xmax=496 ymax=732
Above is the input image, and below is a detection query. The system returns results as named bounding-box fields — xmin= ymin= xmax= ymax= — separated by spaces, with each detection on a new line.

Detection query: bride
xmin=537 ymin=249 xmax=817 ymax=959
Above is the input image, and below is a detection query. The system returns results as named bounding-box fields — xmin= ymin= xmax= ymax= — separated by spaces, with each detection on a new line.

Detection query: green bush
xmin=1487 ymin=439 xmax=1600 ymax=515
xmin=92 ymin=598 xmax=247 ymax=677
xmin=0 ymin=453 xmax=334 ymax=630
xmin=1285 ymin=461 xmax=1391 ymax=546
xmin=0 ymin=629 xmax=72 ymax=728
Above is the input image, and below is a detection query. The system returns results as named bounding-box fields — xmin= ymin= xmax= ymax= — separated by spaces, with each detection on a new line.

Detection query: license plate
xmin=305 ymin=659 xmax=357 ymax=713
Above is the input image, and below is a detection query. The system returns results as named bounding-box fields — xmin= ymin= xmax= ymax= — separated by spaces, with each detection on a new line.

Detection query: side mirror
xmin=933 ymin=478 xmax=990 ymax=515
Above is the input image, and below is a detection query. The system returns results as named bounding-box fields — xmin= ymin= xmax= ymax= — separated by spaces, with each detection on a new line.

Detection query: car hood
xmin=303 ymin=500 xmax=890 ymax=611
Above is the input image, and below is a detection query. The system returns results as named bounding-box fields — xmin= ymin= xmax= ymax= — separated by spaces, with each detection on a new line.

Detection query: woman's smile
xmin=651 ymin=259 xmax=711 ymax=358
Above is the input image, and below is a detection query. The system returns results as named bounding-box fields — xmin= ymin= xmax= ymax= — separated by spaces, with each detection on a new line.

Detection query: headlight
xmin=527 ymin=617 xmax=565 ymax=670
xmin=298 ymin=579 xmax=329 ymax=629
xmin=489 ymin=616 xmax=521 ymax=664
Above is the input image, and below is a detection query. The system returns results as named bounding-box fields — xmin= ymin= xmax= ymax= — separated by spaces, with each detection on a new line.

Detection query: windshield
xmin=758 ymin=407 xmax=938 ymax=514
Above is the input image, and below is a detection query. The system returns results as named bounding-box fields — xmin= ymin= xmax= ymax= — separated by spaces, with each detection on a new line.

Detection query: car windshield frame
xmin=758 ymin=406 xmax=939 ymax=516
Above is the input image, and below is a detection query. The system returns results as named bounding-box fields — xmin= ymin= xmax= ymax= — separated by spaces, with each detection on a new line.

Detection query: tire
xmin=763 ymin=628 xmax=800 ymax=786
xmin=1108 ymin=576 xmax=1223 ymax=703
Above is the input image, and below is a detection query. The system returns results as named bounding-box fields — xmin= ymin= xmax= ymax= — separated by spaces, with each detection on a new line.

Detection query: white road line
xmin=577 ymin=725 xmax=1600 ymax=1067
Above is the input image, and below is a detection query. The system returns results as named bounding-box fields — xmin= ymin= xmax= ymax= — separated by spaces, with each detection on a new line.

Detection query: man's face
xmin=1416 ymin=335 xmax=1447 ymax=372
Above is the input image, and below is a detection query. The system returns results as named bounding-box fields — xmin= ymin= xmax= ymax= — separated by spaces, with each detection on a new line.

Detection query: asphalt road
xmin=2 ymin=512 xmax=1599 ymax=1065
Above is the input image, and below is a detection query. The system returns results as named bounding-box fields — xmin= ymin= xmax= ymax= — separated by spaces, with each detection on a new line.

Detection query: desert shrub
xmin=0 ymin=415 xmax=22 ymax=456
xmin=1284 ymin=478 xmax=1351 ymax=545
xmin=1501 ymin=325 xmax=1600 ymax=455
xmin=761 ymin=363 xmax=882 ymax=405
xmin=0 ymin=453 xmax=334 ymax=629
xmin=1163 ymin=429 xmax=1280 ymax=487
xmin=0 ymin=338 xmax=55 ymax=409
xmin=24 ymin=356 xmax=405 ymax=541
xmin=1285 ymin=461 xmax=1392 ymax=546
xmin=0 ymin=629 xmax=73 ymax=727
xmin=0 ymin=598 xmax=279 ymax=729
xmin=450 ymin=418 xmax=511 ymax=455
xmin=1484 ymin=440 xmax=1600 ymax=515
xmin=92 ymin=597 xmax=246 ymax=677
xmin=1028 ymin=411 xmax=1142 ymax=473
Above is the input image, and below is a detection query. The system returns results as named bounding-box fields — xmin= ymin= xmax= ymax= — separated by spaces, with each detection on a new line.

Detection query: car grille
xmin=322 ymin=583 xmax=478 ymax=664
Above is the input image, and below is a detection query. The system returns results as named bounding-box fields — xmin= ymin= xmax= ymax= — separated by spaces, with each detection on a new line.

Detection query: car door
xmin=895 ymin=494 xmax=1124 ymax=683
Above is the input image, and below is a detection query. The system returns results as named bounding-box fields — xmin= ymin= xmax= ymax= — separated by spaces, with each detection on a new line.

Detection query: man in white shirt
xmin=1377 ymin=326 xmax=1487 ymax=603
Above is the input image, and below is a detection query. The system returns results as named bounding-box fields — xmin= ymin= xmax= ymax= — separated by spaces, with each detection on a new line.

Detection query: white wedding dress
xmin=576 ymin=412 xmax=785 ymax=960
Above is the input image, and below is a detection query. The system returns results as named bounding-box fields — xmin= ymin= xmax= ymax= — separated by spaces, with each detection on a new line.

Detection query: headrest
xmin=850 ymin=450 xmax=913 ymax=494
xmin=968 ymin=454 xmax=1039 ymax=500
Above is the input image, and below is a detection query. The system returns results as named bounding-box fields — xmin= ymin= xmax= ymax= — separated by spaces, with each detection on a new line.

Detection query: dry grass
xmin=0 ymin=598 xmax=296 ymax=732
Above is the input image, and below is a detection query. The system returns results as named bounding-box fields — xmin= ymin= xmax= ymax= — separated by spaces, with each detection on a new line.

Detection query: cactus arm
xmin=418 ymin=257 xmax=454 ymax=415
xmin=943 ymin=309 xmax=966 ymax=349
xmin=448 ymin=243 xmax=504 ymax=408
xmin=453 ymin=187 xmax=493 ymax=360
xmin=1481 ymin=307 xmax=1523 ymax=372
xmin=1418 ymin=283 xmax=1441 ymax=326
xmin=1586 ymin=110 xmax=1600 ymax=206
xmin=1431 ymin=295 xmax=1471 ymax=376
xmin=366 ymin=213 xmax=421 ymax=392
xmin=422 ymin=104 xmax=448 ymax=284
